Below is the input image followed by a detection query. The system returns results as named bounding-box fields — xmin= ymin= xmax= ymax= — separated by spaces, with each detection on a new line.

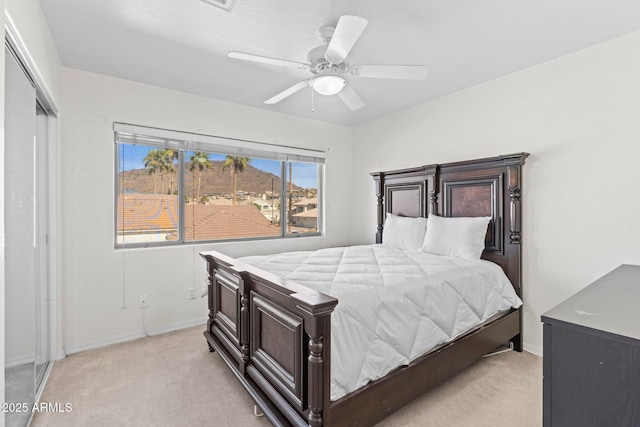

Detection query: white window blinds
xmin=114 ymin=123 xmax=325 ymax=164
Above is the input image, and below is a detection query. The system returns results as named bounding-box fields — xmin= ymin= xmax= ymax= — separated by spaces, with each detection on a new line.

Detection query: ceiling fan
xmin=228 ymin=15 xmax=429 ymax=111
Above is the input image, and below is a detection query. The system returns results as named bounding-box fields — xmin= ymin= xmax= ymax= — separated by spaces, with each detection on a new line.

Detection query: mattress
xmin=239 ymin=244 xmax=522 ymax=401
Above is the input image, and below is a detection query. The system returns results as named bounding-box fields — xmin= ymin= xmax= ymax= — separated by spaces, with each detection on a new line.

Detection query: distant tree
xmin=189 ymin=152 xmax=213 ymax=203
xmin=223 ymin=156 xmax=251 ymax=205
xmin=165 ymin=149 xmax=179 ymax=195
xmin=144 ymin=149 xmax=176 ymax=194
xmin=143 ymin=149 xmax=163 ymax=193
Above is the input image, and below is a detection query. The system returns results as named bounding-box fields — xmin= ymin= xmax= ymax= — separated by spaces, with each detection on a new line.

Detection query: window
xmin=115 ymin=124 xmax=324 ymax=247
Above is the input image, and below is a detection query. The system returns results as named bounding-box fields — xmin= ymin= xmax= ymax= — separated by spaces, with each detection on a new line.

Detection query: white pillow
xmin=382 ymin=213 xmax=428 ymax=251
xmin=421 ymin=215 xmax=491 ymax=260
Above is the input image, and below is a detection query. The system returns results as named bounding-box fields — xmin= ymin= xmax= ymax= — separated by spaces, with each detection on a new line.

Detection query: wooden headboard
xmin=371 ymin=153 xmax=529 ymax=296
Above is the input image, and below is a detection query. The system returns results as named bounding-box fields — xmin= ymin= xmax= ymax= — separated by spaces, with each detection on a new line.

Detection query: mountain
xmin=120 ymin=160 xmax=307 ymax=196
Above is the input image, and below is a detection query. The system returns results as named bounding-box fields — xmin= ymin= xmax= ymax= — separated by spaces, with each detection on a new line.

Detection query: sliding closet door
xmin=4 ymin=45 xmax=38 ymax=427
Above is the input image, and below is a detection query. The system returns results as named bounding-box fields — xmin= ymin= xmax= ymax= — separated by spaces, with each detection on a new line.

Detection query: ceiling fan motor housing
xmin=307 ymin=45 xmax=349 ymax=75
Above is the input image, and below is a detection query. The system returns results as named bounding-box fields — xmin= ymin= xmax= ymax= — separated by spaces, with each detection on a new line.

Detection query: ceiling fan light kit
xmin=228 ymin=15 xmax=428 ymax=110
xmin=311 ymin=75 xmax=346 ymax=96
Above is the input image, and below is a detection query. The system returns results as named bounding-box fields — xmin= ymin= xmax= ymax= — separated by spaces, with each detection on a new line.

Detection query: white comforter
xmin=239 ymin=245 xmax=522 ymax=401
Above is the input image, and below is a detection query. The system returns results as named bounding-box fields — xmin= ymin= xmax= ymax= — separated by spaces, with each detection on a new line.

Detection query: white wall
xmin=350 ymin=31 xmax=640 ymax=355
xmin=59 ymin=68 xmax=352 ymax=352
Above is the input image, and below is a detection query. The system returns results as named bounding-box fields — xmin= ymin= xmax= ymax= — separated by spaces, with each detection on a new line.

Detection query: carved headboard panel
xmin=371 ymin=153 xmax=528 ymax=295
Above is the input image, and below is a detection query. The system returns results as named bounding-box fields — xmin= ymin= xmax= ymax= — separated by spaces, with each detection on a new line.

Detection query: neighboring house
xmin=291 ymin=197 xmax=318 ymax=229
xmin=252 ymin=199 xmax=270 ymax=211
xmin=292 ymin=207 xmax=318 ymax=230
xmin=292 ymin=197 xmax=317 ymax=213
xmin=252 ymin=198 xmax=280 ymax=223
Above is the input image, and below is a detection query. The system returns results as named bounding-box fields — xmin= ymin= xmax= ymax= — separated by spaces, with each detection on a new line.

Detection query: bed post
xmin=308 ymin=334 xmax=324 ymax=427
xmin=291 ymin=292 xmax=337 ymax=427
xmin=508 ymin=165 xmax=522 ymax=245
xmin=238 ymin=274 xmax=250 ymax=373
xmin=371 ymin=172 xmax=385 ymax=244
xmin=206 ymin=261 xmax=215 ymax=353
xmin=506 ymin=156 xmax=527 ymax=351
xmin=426 ymin=166 xmax=438 ymax=215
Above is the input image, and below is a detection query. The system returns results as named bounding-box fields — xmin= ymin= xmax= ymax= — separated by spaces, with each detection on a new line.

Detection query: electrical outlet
xmin=138 ymin=295 xmax=148 ymax=308
xmin=188 ymin=287 xmax=197 ymax=300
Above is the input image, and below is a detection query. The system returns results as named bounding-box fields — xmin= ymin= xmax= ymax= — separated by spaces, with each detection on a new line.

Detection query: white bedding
xmin=239 ymin=244 xmax=522 ymax=401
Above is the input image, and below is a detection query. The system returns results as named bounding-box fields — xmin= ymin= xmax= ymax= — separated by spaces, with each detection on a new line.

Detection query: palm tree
xmin=189 ymin=152 xmax=212 ymax=203
xmin=159 ymin=149 xmax=177 ymax=195
xmin=222 ymin=156 xmax=251 ymax=205
xmin=143 ymin=149 xmax=163 ymax=193
xmin=144 ymin=149 xmax=177 ymax=194
xmin=165 ymin=149 xmax=179 ymax=195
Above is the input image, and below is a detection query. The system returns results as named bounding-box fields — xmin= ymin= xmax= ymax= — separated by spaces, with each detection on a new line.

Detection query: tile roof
xmin=184 ymin=204 xmax=280 ymax=240
xmin=293 ymin=197 xmax=318 ymax=207
xmin=292 ymin=207 xmax=318 ymax=218
xmin=117 ymin=194 xmax=280 ymax=241
xmin=117 ymin=194 xmax=178 ymax=232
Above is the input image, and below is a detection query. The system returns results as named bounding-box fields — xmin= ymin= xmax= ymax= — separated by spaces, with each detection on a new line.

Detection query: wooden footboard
xmin=201 ymin=251 xmax=337 ymax=427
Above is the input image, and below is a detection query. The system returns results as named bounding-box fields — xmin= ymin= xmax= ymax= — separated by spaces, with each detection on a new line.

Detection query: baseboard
xmin=523 ymin=343 xmax=542 ymax=357
xmin=63 ymin=317 xmax=207 ymax=356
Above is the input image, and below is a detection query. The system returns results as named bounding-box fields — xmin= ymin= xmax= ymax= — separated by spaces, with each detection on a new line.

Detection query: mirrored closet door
xmin=4 ymin=43 xmax=52 ymax=427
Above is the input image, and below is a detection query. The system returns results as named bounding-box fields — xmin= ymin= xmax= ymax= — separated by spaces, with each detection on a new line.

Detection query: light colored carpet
xmin=31 ymin=326 xmax=541 ymax=427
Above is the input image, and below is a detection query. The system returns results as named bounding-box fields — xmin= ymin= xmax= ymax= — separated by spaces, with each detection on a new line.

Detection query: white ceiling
xmin=40 ymin=0 xmax=640 ymax=127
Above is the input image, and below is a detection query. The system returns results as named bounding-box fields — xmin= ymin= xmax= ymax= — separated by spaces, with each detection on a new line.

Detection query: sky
xmin=118 ymin=144 xmax=319 ymax=189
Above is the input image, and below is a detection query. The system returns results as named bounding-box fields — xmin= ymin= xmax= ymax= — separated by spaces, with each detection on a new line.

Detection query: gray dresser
xmin=541 ymin=264 xmax=640 ymax=427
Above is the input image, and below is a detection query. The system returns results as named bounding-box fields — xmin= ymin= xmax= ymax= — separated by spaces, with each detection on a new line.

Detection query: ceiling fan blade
xmin=229 ymin=51 xmax=309 ymax=70
xmin=350 ymin=65 xmax=429 ymax=80
xmin=264 ymin=80 xmax=310 ymax=104
xmin=338 ymin=84 xmax=365 ymax=111
xmin=325 ymin=16 xmax=368 ymax=64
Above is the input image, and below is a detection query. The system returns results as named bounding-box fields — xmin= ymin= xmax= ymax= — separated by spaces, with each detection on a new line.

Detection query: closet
xmin=4 ymin=43 xmax=54 ymax=427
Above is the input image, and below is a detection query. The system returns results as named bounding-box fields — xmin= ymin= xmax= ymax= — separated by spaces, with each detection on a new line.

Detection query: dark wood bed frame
xmin=201 ymin=152 xmax=528 ymax=427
